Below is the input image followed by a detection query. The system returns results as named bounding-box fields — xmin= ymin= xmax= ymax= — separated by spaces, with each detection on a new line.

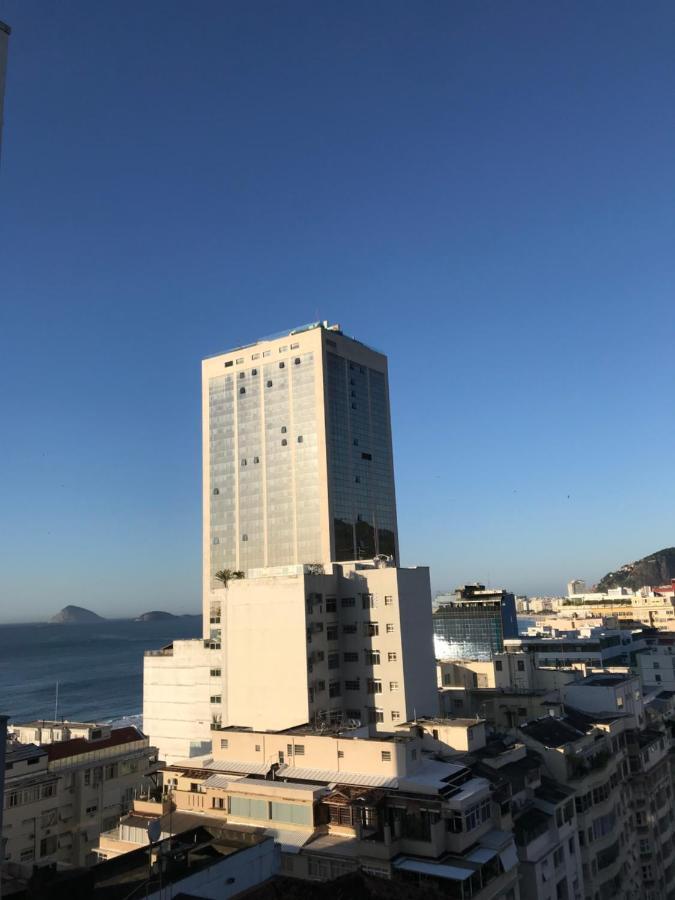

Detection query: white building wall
xmin=143 ymin=640 xmax=214 ymax=764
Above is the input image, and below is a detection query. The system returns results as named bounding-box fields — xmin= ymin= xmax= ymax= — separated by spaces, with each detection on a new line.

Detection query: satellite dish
xmin=147 ymin=819 xmax=161 ymax=844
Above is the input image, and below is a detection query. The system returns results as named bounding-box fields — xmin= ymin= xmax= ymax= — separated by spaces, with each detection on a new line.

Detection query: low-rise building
xmin=2 ymin=723 xmax=157 ymax=877
xmin=144 ymin=720 xmax=521 ymax=899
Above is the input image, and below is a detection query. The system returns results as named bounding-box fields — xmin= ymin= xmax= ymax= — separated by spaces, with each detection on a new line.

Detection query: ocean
xmin=0 ymin=617 xmax=202 ymax=725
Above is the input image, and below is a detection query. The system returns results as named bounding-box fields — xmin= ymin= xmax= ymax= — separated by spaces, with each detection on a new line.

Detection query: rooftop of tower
xmin=204 ymin=319 xmax=384 ymax=360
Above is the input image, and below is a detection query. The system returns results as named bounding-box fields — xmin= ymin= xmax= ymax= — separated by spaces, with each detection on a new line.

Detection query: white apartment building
xmin=2 ymin=724 xmax=157 ymax=877
xmin=145 ymin=560 xmax=438 ymax=762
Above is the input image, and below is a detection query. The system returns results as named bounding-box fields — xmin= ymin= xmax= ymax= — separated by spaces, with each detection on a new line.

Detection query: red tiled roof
xmin=46 ymin=726 xmax=145 ymax=762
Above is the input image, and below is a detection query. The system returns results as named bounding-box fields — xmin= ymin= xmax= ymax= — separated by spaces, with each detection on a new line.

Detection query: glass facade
xmin=208 ymin=351 xmax=321 ymax=585
xmin=432 ymin=596 xmax=518 ymax=660
xmin=206 ymin=328 xmax=398 ymax=585
xmin=325 ymin=353 xmax=397 ymax=562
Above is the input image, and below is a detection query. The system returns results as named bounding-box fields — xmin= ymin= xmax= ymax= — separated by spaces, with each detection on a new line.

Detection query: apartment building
xmin=145 ymin=560 xmax=438 ymax=762
xmin=128 ymin=720 xmax=520 ymax=899
xmin=2 ymin=724 xmax=157 ymax=876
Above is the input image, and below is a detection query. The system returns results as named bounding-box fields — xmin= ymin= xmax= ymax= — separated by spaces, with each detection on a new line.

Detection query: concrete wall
xmin=143 ymin=639 xmax=214 ymax=763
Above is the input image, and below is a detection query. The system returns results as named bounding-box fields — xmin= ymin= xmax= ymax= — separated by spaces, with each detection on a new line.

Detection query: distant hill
xmin=595 ymin=548 xmax=675 ymax=592
xmin=134 ymin=611 xmax=177 ymax=622
xmin=51 ymin=605 xmax=105 ymax=624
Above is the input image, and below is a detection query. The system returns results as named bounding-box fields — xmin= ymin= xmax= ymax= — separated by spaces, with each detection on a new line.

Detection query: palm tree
xmin=214 ymin=569 xmax=233 ymax=588
xmin=214 ymin=569 xmax=246 ymax=588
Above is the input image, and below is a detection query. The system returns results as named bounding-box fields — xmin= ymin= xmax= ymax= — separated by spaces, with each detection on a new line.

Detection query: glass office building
xmin=203 ymin=322 xmax=399 ymax=590
xmin=432 ymin=584 xmax=519 ymax=660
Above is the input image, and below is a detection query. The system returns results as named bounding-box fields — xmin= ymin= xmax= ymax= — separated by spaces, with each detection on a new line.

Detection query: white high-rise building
xmin=202 ymin=322 xmax=399 ymax=611
xmin=144 ymin=323 xmax=437 ymax=763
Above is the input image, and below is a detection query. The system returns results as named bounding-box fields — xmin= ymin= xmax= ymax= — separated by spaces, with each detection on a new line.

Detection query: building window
xmin=253 ymin=456 xmax=259 ymax=464
xmin=364 ymin=622 xmax=379 ymax=637
xmin=327 ymin=625 xmax=338 ymax=641
xmin=281 ymin=426 xmax=287 ymax=433
xmin=210 ymin=695 xmax=222 ymax=704
xmin=329 ymin=681 xmax=341 ymax=698
xmin=345 ymin=679 xmax=360 ymax=691
xmin=328 ymin=653 xmax=339 ymax=669
xmin=351 ymin=403 xmax=357 ymax=409
xmin=213 ymin=537 xmax=219 ymax=545
xmin=267 ymin=380 xmax=273 ymax=387
xmin=368 ymin=679 xmax=382 ymax=694
xmin=211 ymin=668 xmax=221 ymax=677
xmin=220 ymin=739 xmax=228 ymax=748
xmin=385 ymin=624 xmax=395 ymax=633
xmin=353 ymin=438 xmax=359 ymax=446
xmin=297 ymin=435 xmax=303 ymax=443
xmin=384 ymin=596 xmax=393 ymax=606
xmin=241 ymin=458 xmax=247 ymax=466
xmin=381 ymin=751 xmax=391 ymax=761
xmin=495 ymin=660 xmax=503 ymax=671
xmin=342 ymin=623 xmax=357 ymax=634
xmin=279 ymin=346 xmax=288 ymax=352
xmin=341 ymin=597 xmax=355 ymax=608
xmin=294 ymin=357 xmax=301 ymax=365
xmin=263 ymin=350 xmax=271 ymax=357
xmin=252 ymin=368 xmax=258 ymax=375
xmin=365 ymin=650 xmax=380 ymax=665
xmin=517 ymin=660 xmax=525 ymax=671
xmin=213 ymin=487 xmax=219 ymax=495
xmin=224 ymin=360 xmax=233 ymax=368
xmin=239 ymin=372 xmax=245 ymax=379
xmin=326 ymin=597 xmax=337 ymax=613
xmin=389 ymin=681 xmax=399 ymax=691
xmin=361 ymin=452 xmax=372 ymax=460
xmin=391 ymin=711 xmax=400 ymax=721
xmin=337 ymin=750 xmax=344 ymax=758
xmin=343 ymin=652 xmax=359 ymax=662
xmin=242 ymin=534 xmax=248 ymax=541
xmin=279 ymin=361 xmax=285 ymax=368
xmin=281 ymin=439 xmax=287 ymax=446
xmin=236 ymin=357 xmax=244 ymax=364
xmin=252 ymin=353 xmax=260 ymax=360
xmin=362 ymin=593 xmax=375 ymax=609
xmin=388 ymin=652 xmax=397 ymax=662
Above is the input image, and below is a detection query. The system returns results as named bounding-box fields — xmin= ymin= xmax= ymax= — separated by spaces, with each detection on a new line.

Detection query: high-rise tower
xmin=202 ymin=322 xmax=399 ymax=598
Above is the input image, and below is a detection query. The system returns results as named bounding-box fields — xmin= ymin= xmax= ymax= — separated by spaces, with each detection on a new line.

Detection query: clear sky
xmin=0 ymin=1 xmax=673 ymax=621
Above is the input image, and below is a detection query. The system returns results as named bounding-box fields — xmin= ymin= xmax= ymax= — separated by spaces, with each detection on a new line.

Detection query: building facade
xmin=203 ymin=321 xmax=399 ymax=611
xmin=2 ymin=724 xmax=157 ymax=876
xmin=433 ymin=584 xmax=519 ymax=660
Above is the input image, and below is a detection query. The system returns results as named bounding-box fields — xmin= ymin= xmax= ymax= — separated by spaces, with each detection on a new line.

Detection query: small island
xmin=50 ymin=605 xmax=105 ymax=624
xmin=134 ymin=611 xmax=178 ymax=622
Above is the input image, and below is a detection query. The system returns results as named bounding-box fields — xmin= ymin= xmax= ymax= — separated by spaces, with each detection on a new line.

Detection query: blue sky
xmin=0 ymin=1 xmax=673 ymax=621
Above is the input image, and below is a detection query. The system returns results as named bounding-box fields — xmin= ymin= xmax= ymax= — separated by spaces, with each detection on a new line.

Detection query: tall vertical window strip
xmin=292 ymin=352 xmax=321 ymax=563
xmin=325 ymin=353 xmax=397 ymax=562
xmin=209 ymin=375 xmax=237 ymax=582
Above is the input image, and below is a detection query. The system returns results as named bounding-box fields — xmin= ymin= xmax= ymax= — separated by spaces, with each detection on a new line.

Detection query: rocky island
xmin=50 ymin=605 xmax=105 ymax=624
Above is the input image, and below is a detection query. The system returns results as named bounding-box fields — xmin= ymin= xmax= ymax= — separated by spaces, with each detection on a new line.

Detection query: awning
xmin=466 ymin=847 xmax=498 ymax=864
xmin=499 ymin=844 xmax=519 ymax=872
xmin=394 ymin=858 xmax=473 ymax=881
xmin=265 ymin=828 xmax=314 ymax=854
